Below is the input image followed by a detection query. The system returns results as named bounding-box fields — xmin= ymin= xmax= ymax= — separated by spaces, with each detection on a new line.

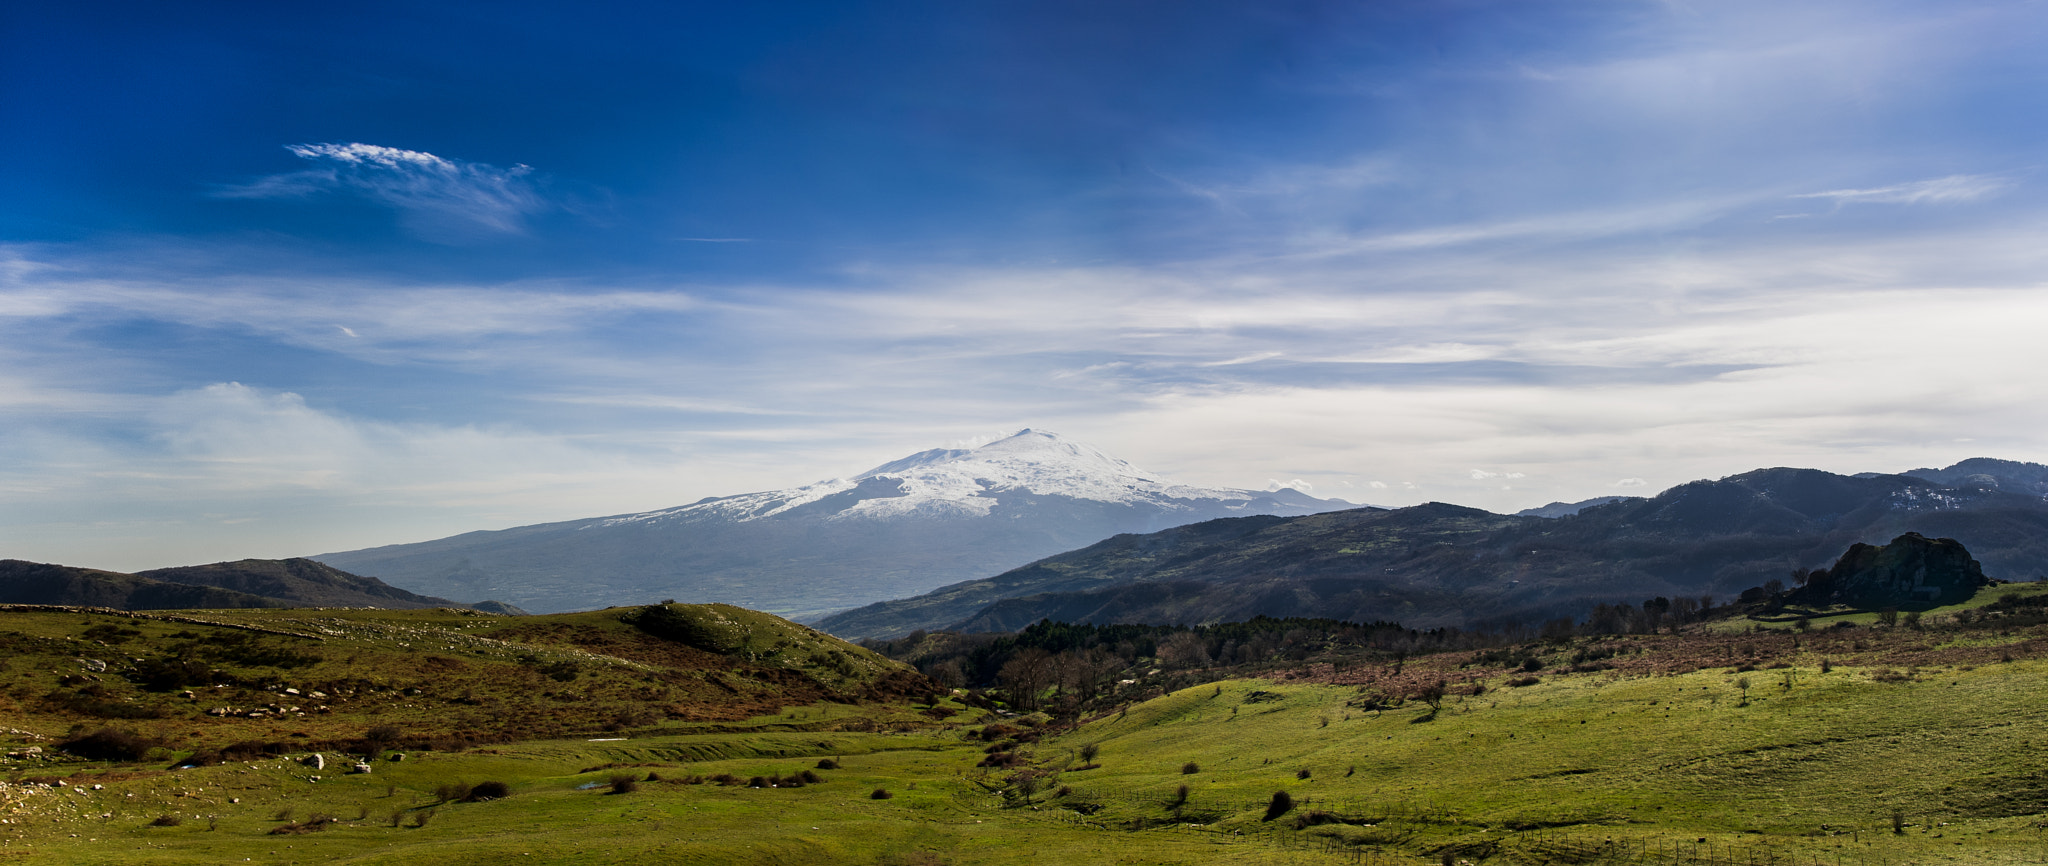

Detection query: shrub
xmin=58 ymin=728 xmax=162 ymax=762
xmin=410 ymin=809 xmax=434 ymax=828
xmin=1296 ymin=768 xmax=1311 ymax=780
xmin=464 ymin=781 xmax=510 ymax=802
xmin=747 ymin=776 xmax=768 ymax=788
xmin=799 ymin=770 xmax=823 ymax=784
xmin=433 ymin=783 xmax=472 ymax=803
xmin=1180 ymin=762 xmax=1199 ymax=775
xmin=1170 ymin=784 xmax=1189 ymax=808
xmin=1079 ymin=743 xmax=1100 ymax=763
xmin=149 ymin=814 xmax=183 ymax=827
xmin=1507 ymin=676 xmax=1541 ymax=688
xmin=609 ymin=773 xmax=639 ymax=794
xmin=871 ymin=788 xmax=894 ymax=799
xmin=816 ymin=758 xmax=840 ymax=770
xmin=710 ymin=773 xmax=743 ymax=786
xmin=270 ymin=814 xmax=335 ymax=835
xmin=1263 ymin=791 xmax=1295 ymax=821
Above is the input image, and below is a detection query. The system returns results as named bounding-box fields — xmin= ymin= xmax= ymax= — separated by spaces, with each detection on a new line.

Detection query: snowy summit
xmin=315 ymin=430 xmax=1353 ymax=619
xmin=609 ymin=429 xmax=1334 ymax=526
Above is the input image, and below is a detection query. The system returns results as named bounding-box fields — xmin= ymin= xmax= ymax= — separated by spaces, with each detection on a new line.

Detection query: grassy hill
xmin=2 ymin=588 xmax=2045 ymax=864
xmin=0 ymin=557 xmax=511 ymax=613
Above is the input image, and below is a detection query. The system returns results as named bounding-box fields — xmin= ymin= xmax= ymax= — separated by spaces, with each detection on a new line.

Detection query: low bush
xmin=609 ymin=773 xmax=639 ymax=794
xmin=148 ymin=814 xmax=183 ymax=827
xmin=871 ymin=788 xmax=894 ymax=799
xmin=1181 ymin=761 xmax=1199 ymax=774
xmin=1263 ymin=791 xmax=1295 ymax=821
xmin=815 ymin=758 xmax=840 ymax=770
xmin=269 ymin=814 xmax=336 ymax=835
xmin=59 ymin=728 xmax=163 ymax=762
xmin=463 ymin=781 xmax=510 ymax=801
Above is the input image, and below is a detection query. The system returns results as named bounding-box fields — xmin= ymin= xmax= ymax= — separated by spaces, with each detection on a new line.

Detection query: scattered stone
xmin=302 ymin=754 xmax=325 ymax=771
xmin=350 ymin=762 xmax=372 ymax=775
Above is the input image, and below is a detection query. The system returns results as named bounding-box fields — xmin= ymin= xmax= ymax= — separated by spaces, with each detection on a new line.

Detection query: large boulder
xmin=1795 ymin=533 xmax=1988 ymax=609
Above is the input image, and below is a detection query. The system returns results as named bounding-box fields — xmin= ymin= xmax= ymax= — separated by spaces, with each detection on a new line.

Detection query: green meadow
xmin=3 ymin=599 xmax=2046 ymax=864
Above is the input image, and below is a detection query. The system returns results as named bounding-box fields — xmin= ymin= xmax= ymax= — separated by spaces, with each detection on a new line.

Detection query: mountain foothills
xmin=821 ymin=459 xmax=2048 ymax=639
xmin=312 ymin=430 xmax=1353 ymax=619
xmin=0 ymin=558 xmax=522 ymax=614
xmin=2 ymin=568 xmax=2045 ymax=864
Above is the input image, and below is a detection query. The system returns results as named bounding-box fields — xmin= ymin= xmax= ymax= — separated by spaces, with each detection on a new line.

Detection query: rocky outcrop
xmin=1794 ymin=532 xmax=1988 ymax=609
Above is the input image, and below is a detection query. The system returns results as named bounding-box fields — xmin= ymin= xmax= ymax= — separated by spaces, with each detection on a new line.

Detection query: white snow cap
xmin=605 ymin=428 xmax=1323 ymax=525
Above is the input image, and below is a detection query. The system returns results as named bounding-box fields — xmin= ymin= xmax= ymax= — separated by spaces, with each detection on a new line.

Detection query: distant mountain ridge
xmin=818 ymin=458 xmax=2048 ymax=639
xmin=0 ymin=557 xmax=514 ymax=612
xmin=313 ymin=430 xmax=1357 ymax=618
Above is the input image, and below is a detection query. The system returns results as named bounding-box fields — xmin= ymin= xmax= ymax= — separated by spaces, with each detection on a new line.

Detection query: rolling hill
xmin=820 ymin=459 xmax=2048 ymax=639
xmin=0 ymin=557 xmax=512 ymax=612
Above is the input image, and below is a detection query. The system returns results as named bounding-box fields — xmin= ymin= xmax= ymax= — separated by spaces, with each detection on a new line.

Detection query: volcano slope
xmin=1 ymin=584 xmax=2044 ymax=864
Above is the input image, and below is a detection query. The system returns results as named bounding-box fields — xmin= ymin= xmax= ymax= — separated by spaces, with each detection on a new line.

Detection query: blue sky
xmin=7 ymin=0 xmax=2048 ymax=570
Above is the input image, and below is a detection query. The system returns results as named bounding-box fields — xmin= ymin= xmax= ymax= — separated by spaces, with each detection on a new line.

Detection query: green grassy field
xmin=4 ymin=600 xmax=2046 ymax=864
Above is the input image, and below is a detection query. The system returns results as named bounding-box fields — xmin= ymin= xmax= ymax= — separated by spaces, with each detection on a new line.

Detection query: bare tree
xmin=1158 ymin=632 xmax=1211 ymax=668
xmin=997 ymin=648 xmax=1055 ymax=711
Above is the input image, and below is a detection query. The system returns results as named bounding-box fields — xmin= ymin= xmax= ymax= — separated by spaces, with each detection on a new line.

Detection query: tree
xmin=1013 ymin=773 xmax=1042 ymax=805
xmin=997 ymin=648 xmax=1054 ymax=711
xmin=1410 ymin=680 xmax=1447 ymax=717
xmin=1158 ymin=632 xmax=1211 ymax=668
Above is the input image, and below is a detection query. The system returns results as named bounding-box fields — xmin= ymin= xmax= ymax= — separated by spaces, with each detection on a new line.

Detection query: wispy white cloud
xmin=1793 ymin=174 xmax=2015 ymax=206
xmin=218 ymin=142 xmax=547 ymax=239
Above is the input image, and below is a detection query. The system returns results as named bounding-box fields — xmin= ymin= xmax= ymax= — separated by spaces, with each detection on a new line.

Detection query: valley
xmin=2 ymin=583 xmax=2044 ymax=864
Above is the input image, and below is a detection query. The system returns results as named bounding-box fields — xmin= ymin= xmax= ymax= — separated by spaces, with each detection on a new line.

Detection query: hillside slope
xmin=0 ymin=558 xmax=507 ymax=612
xmin=136 ymin=558 xmax=475 ymax=610
xmin=0 ymin=560 xmax=288 ymax=610
xmin=0 ymin=602 xmax=928 ymax=752
xmin=825 ymin=459 xmax=2048 ymax=638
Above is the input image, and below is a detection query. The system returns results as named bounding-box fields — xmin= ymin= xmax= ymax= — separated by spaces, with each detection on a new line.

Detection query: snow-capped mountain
xmin=311 ymin=430 xmax=1355 ymax=618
